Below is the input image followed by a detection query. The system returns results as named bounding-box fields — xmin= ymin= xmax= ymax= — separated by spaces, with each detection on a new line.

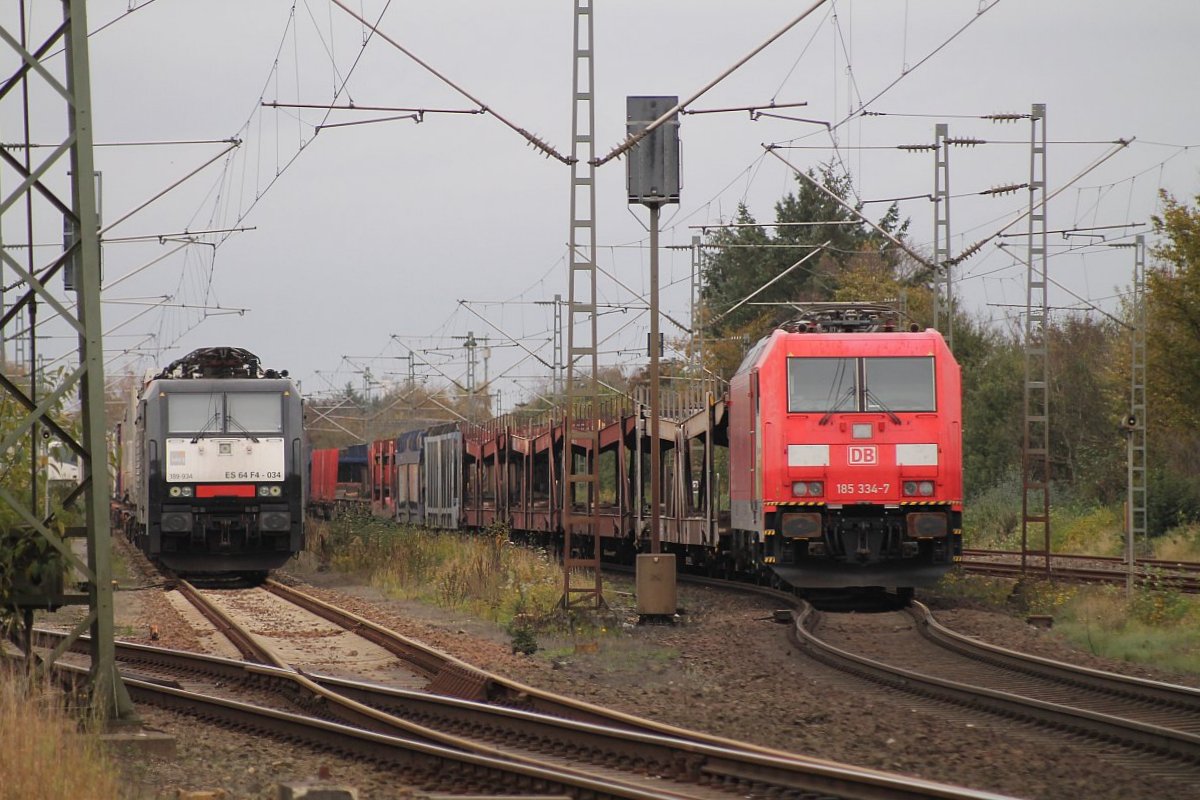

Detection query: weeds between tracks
xmin=307 ymin=513 xmax=627 ymax=652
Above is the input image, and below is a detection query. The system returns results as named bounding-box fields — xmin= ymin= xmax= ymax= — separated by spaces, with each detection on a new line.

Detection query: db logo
xmin=848 ymin=445 xmax=878 ymax=465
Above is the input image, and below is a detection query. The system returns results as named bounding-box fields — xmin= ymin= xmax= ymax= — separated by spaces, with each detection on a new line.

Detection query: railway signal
xmin=627 ymin=96 xmax=682 ymax=619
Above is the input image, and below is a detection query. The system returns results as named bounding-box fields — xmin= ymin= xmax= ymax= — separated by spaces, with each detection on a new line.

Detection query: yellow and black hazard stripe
xmin=772 ymin=501 xmax=827 ymax=507
xmin=899 ymin=500 xmax=959 ymax=506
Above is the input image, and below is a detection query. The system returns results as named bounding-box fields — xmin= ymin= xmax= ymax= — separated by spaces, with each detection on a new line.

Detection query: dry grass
xmin=1056 ymin=583 xmax=1200 ymax=675
xmin=315 ymin=515 xmax=567 ymax=625
xmin=933 ymin=572 xmax=1200 ymax=677
xmin=1152 ymin=523 xmax=1200 ymax=561
xmin=0 ymin=666 xmax=122 ymax=800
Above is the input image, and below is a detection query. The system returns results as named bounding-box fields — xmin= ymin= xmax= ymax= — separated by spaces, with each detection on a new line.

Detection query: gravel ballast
xmin=103 ymin=554 xmax=1197 ymax=800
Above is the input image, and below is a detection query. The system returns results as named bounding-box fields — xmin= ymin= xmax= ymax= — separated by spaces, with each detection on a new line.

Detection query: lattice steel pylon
xmin=1127 ymin=234 xmax=1148 ymax=578
xmin=560 ymin=0 xmax=604 ymax=609
xmin=0 ymin=1 xmax=133 ymax=719
xmin=933 ymin=123 xmax=952 ymax=349
xmin=553 ymin=293 xmax=563 ymax=395
xmin=1021 ymin=103 xmax=1051 ymax=574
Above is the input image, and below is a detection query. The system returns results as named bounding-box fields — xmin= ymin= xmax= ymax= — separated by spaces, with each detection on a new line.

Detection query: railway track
xmin=29 ymin=580 xmax=1013 ymax=800
xmin=961 ymin=549 xmax=1200 ymax=592
xmin=792 ymin=599 xmax=1200 ymax=791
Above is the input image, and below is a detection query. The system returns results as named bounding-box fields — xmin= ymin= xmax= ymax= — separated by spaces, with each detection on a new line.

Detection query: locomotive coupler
xmin=855 ymin=527 xmax=871 ymax=561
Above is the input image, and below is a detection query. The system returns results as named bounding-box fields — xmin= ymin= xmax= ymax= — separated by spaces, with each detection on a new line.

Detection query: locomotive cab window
xmin=788 ymin=356 xmax=937 ymax=414
xmin=166 ymin=391 xmax=283 ymax=434
xmin=226 ymin=392 xmax=283 ymax=433
xmin=863 ymin=357 xmax=936 ymax=412
xmin=787 ymin=357 xmax=857 ymax=413
xmin=167 ymin=392 xmax=222 ymax=433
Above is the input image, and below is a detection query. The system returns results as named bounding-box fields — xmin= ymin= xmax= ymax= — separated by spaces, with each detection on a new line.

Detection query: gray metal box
xmin=626 ymin=96 xmax=680 ymax=205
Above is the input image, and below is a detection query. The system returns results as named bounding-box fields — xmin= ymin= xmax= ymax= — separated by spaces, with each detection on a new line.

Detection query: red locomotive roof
xmin=738 ymin=328 xmax=952 ymax=377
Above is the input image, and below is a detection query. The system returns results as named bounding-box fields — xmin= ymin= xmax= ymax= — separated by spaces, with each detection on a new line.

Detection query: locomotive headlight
xmin=180 ymin=486 xmax=194 ymax=498
xmin=792 ymin=481 xmax=809 ymax=497
xmin=269 ymin=485 xmax=282 ymax=497
xmin=168 ymin=486 xmax=182 ymax=497
xmin=903 ymin=481 xmax=917 ymax=496
xmin=918 ymin=481 xmax=935 ymax=496
xmin=257 ymin=485 xmax=271 ymax=497
xmin=807 ymin=482 xmax=823 ymax=497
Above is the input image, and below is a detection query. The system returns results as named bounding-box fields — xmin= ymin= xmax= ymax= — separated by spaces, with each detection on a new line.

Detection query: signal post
xmin=626 ymin=97 xmax=681 ymax=619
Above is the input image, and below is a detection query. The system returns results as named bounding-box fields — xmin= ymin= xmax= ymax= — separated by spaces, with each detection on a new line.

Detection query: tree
xmin=1148 ymin=191 xmax=1200 ymax=429
xmin=1046 ymin=315 xmax=1125 ymax=501
xmin=955 ymin=316 xmax=1023 ymax=497
xmin=699 ymin=163 xmax=913 ymax=378
xmin=1144 ymin=191 xmax=1200 ymax=532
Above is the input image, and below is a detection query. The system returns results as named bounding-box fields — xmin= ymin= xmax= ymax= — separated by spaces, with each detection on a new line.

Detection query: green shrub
xmin=1129 ymin=571 xmax=1190 ymax=626
xmin=1051 ymin=505 xmax=1123 ymax=556
xmin=1 ymin=530 xmax=67 ymax=618
xmin=507 ymin=619 xmax=538 ymax=655
xmin=963 ymin=474 xmax=1022 ymax=549
xmin=1148 ymin=467 xmax=1200 ymax=536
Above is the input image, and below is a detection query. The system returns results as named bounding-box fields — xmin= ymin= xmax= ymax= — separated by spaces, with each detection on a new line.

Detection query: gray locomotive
xmin=114 ymin=347 xmax=305 ymax=575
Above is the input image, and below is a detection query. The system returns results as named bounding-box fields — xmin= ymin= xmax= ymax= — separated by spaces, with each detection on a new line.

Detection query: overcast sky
xmin=4 ymin=0 xmax=1198 ymax=413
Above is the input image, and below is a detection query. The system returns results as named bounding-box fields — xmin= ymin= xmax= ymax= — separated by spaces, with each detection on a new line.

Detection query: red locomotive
xmin=729 ymin=304 xmax=962 ymax=592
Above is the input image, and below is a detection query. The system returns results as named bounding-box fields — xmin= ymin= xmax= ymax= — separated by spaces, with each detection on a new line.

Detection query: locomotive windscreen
xmin=787 ymin=357 xmax=856 ymax=412
xmin=166 ymin=391 xmax=284 ymax=434
xmin=226 ymin=392 xmax=283 ymax=432
xmin=787 ymin=356 xmax=936 ymax=414
xmin=167 ymin=393 xmax=222 ymax=433
xmin=863 ymin=357 xmax=936 ymax=412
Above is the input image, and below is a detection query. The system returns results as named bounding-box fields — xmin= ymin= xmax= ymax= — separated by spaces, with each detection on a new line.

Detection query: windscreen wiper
xmin=818 ymin=386 xmax=856 ymax=426
xmin=190 ymin=411 xmax=220 ymax=443
xmin=225 ymin=415 xmax=260 ymax=443
xmin=864 ymin=389 xmax=902 ymax=425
